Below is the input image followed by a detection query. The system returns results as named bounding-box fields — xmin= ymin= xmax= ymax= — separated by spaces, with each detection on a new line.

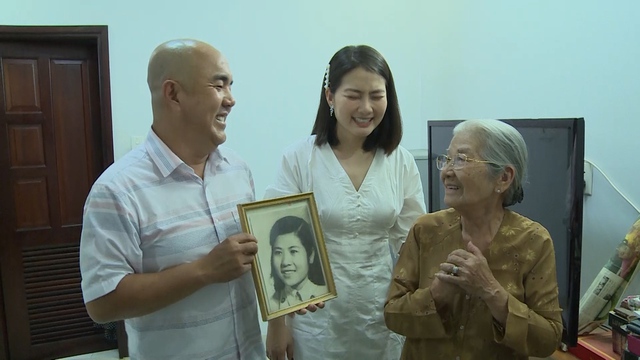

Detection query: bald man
xmin=79 ymin=39 xmax=265 ymax=359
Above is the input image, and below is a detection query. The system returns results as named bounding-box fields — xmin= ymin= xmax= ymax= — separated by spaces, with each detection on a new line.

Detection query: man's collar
xmin=145 ymin=130 xmax=229 ymax=178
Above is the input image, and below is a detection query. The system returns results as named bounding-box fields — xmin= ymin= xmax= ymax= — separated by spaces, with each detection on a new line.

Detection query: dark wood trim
xmin=0 ymin=25 xmax=114 ymax=168
xmin=0 ymin=273 xmax=7 ymax=360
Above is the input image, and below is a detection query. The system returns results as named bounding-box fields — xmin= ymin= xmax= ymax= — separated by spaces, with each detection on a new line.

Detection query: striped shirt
xmin=80 ymin=130 xmax=264 ymax=360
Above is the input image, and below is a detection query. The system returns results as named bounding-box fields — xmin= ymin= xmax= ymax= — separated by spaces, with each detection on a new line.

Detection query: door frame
xmin=0 ymin=275 xmax=6 ymax=360
xmin=0 ymin=25 xmax=114 ymax=360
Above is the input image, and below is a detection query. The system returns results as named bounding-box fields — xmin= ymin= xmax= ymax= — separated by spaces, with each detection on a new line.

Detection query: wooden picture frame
xmin=237 ymin=192 xmax=337 ymax=321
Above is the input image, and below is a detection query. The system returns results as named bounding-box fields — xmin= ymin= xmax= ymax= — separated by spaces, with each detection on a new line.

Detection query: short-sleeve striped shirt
xmin=80 ymin=130 xmax=264 ymax=360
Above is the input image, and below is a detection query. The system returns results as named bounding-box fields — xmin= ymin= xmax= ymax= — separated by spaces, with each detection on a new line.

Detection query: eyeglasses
xmin=436 ymin=154 xmax=493 ymax=170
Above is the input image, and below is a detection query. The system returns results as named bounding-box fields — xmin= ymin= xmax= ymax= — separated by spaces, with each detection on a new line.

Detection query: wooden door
xmin=0 ymin=27 xmax=114 ymax=360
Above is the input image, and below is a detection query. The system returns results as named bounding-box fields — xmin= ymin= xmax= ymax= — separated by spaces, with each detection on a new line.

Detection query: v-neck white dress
xmin=265 ymin=135 xmax=426 ymax=359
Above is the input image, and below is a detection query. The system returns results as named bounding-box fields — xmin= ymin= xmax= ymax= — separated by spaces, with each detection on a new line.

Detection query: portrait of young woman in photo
xmin=268 ymin=216 xmax=327 ymax=311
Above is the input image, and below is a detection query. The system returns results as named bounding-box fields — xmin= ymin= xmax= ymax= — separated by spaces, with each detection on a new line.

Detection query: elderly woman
xmin=384 ymin=119 xmax=562 ymax=359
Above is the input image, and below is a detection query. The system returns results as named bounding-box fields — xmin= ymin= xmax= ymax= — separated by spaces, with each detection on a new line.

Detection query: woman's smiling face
xmin=272 ymin=233 xmax=310 ymax=288
xmin=440 ymin=131 xmax=499 ymax=211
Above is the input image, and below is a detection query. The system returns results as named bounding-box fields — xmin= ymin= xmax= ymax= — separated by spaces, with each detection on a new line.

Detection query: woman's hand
xmin=435 ymin=241 xmax=509 ymax=324
xmin=430 ymin=273 xmax=461 ymax=306
xmin=291 ymin=301 xmax=325 ymax=316
xmin=266 ymin=317 xmax=294 ymax=360
xmin=435 ymin=241 xmax=501 ymax=300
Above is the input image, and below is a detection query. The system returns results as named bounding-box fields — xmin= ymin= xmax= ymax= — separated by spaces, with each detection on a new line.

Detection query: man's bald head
xmin=147 ymin=39 xmax=222 ymax=94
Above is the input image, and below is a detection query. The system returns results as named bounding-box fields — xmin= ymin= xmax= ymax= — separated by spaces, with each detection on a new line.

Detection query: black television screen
xmin=427 ymin=118 xmax=584 ymax=347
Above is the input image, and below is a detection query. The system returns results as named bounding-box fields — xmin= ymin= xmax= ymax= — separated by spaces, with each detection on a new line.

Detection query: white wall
xmin=1 ymin=0 xmax=428 ymax=196
xmin=3 ymin=0 xmax=640 ymax=336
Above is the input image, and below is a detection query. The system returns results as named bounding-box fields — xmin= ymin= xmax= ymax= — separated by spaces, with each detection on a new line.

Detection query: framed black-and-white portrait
xmin=237 ymin=192 xmax=337 ymax=321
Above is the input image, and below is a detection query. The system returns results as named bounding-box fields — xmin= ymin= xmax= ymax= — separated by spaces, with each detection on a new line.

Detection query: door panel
xmin=0 ymin=38 xmax=114 ymax=360
xmin=3 ymin=58 xmax=41 ymax=113
xmin=8 ymin=124 xmax=46 ymax=166
xmin=50 ymin=58 xmax=95 ymax=226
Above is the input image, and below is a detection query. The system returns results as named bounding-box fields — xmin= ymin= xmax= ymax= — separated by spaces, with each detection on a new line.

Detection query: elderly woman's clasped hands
xmin=437 ymin=241 xmax=503 ymax=300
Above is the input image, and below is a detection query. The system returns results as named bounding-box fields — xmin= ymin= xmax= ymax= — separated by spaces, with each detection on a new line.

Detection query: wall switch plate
xmin=584 ymin=161 xmax=593 ymax=196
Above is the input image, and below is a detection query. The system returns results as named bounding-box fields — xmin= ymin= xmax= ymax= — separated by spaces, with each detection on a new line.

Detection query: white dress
xmin=265 ymin=136 xmax=426 ymax=360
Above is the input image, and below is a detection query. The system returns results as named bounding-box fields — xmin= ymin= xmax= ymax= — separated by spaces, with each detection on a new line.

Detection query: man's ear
xmin=163 ymin=80 xmax=180 ymax=105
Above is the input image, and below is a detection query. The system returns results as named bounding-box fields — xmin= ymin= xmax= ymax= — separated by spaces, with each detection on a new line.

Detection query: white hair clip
xmin=323 ymin=63 xmax=330 ymax=90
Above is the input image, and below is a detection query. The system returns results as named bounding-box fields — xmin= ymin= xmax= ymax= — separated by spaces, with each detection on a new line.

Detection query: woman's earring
xmin=329 ymin=105 xmax=334 ymax=117
xmin=496 ymin=188 xmax=501 ymax=193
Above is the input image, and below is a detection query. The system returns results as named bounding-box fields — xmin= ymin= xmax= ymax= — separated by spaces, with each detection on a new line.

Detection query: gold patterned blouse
xmin=384 ymin=208 xmax=562 ymax=360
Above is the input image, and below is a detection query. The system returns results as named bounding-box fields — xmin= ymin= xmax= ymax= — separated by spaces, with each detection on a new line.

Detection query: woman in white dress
xmin=265 ymin=45 xmax=426 ymax=360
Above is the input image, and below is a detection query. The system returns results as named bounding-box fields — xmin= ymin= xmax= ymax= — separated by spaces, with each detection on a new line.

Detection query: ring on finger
xmin=451 ymin=265 xmax=459 ymax=276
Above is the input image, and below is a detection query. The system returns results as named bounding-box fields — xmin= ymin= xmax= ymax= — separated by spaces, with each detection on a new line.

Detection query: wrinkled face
xmin=178 ymin=51 xmax=236 ymax=150
xmin=272 ymin=233 xmax=310 ymax=288
xmin=440 ymin=131 xmax=499 ymax=211
xmin=326 ymin=67 xmax=387 ymax=144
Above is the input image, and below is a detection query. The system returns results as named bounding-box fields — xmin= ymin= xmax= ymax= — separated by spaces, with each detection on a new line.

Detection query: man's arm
xmin=86 ymin=233 xmax=257 ymax=323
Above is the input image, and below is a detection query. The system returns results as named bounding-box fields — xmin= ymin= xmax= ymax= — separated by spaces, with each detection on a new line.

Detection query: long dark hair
xmin=312 ymin=45 xmax=402 ymax=155
xmin=269 ymin=216 xmax=325 ymax=294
